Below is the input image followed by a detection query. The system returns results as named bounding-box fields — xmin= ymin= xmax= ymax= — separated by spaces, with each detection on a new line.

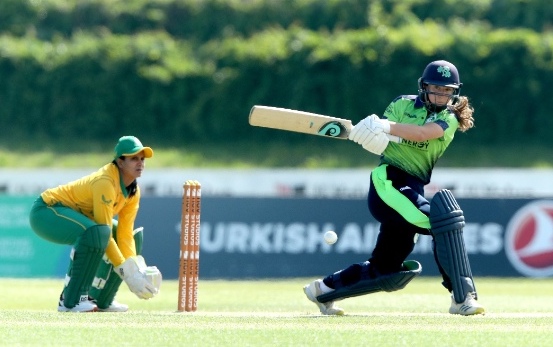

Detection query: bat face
xmin=249 ymin=105 xmax=352 ymax=140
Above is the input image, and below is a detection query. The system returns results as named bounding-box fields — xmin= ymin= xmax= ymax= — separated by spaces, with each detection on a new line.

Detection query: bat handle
xmin=386 ymin=134 xmax=402 ymax=143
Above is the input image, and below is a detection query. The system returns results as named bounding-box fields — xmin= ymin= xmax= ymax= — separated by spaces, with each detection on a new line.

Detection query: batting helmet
xmin=418 ymin=60 xmax=462 ymax=111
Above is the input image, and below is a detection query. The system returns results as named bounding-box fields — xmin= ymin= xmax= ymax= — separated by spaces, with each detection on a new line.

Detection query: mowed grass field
xmin=1 ymin=277 xmax=553 ymax=346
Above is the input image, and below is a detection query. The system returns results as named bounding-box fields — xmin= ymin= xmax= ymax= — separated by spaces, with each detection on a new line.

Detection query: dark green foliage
xmin=0 ymin=0 xmax=552 ymax=150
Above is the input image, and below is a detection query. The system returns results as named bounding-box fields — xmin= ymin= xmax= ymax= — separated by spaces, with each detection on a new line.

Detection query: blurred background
xmin=1 ymin=0 xmax=552 ymax=281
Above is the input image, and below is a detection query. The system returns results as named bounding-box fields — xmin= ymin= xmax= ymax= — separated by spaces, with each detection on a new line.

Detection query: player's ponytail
xmin=451 ymin=96 xmax=474 ymax=132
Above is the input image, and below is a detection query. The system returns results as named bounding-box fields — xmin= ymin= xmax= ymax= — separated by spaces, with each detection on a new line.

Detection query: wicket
xmin=178 ymin=180 xmax=201 ymax=312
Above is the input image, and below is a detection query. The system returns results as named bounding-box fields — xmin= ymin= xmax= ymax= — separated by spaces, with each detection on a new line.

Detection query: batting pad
xmin=64 ymin=224 xmax=110 ymax=308
xmin=316 ymin=260 xmax=422 ymax=303
xmin=91 ymin=270 xmax=123 ymax=309
xmin=89 ymin=226 xmax=145 ymax=308
xmin=430 ymin=189 xmax=476 ymax=303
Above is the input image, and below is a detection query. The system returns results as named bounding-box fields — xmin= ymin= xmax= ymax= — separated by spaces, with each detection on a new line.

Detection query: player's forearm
xmin=389 ymin=122 xmax=443 ymax=142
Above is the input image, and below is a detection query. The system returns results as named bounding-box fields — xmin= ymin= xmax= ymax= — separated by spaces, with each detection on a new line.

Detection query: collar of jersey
xmin=414 ymin=96 xmax=425 ymax=108
xmin=118 ymin=171 xmax=129 ymax=198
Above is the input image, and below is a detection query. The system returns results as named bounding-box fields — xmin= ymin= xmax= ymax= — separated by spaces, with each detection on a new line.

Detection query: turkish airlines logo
xmin=505 ymin=200 xmax=553 ymax=277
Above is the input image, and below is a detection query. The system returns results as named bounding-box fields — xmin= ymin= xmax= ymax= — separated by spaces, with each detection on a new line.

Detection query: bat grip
xmin=386 ymin=134 xmax=402 ymax=143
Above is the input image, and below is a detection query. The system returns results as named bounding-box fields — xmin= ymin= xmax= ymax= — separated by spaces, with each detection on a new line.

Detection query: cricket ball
xmin=324 ymin=230 xmax=338 ymax=245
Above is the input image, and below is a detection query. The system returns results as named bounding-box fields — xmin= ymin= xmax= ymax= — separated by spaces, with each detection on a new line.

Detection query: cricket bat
xmin=248 ymin=105 xmax=402 ymax=143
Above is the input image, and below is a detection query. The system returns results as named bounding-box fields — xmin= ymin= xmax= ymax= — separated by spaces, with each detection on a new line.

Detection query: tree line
xmin=0 ymin=0 xmax=551 ymax=148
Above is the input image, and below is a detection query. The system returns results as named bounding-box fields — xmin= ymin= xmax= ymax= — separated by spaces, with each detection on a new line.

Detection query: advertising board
xmin=2 ymin=195 xmax=552 ymax=279
xmin=137 ymin=197 xmax=553 ymax=279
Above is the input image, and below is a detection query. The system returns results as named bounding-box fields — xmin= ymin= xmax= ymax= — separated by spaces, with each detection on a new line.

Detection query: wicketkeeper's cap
xmin=114 ymin=136 xmax=154 ymax=158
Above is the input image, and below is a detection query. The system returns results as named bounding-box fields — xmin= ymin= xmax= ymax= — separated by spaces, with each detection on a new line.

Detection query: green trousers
xmin=29 ymin=197 xmax=143 ymax=308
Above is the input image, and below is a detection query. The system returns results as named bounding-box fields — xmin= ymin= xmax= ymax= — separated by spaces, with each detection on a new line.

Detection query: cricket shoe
xmin=58 ymin=294 xmax=98 ymax=312
xmin=303 ymin=279 xmax=345 ymax=316
xmin=449 ymin=292 xmax=485 ymax=316
xmin=94 ymin=299 xmax=129 ymax=313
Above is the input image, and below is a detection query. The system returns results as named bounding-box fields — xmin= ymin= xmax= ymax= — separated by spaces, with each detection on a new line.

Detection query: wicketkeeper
xmin=29 ymin=136 xmax=162 ymax=312
xmin=304 ymin=60 xmax=485 ymax=316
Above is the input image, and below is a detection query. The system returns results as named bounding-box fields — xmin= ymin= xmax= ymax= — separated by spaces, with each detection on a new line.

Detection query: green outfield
xmin=1 ymin=277 xmax=553 ymax=346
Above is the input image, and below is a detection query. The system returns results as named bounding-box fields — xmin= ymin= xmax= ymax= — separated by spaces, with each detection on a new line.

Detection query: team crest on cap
xmin=504 ymin=200 xmax=553 ymax=277
xmin=437 ymin=66 xmax=451 ymax=78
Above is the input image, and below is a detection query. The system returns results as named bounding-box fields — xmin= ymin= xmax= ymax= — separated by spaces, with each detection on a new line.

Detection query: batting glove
xmin=361 ymin=131 xmax=390 ymax=155
xmin=349 ymin=114 xmax=382 ymax=144
xmin=370 ymin=117 xmax=391 ymax=133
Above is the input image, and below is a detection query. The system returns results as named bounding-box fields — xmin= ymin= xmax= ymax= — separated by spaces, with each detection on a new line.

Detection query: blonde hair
xmin=451 ymin=96 xmax=474 ymax=132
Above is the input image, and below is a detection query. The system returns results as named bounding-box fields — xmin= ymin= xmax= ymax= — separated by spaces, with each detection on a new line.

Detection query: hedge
xmin=0 ymin=0 xmax=552 ymax=147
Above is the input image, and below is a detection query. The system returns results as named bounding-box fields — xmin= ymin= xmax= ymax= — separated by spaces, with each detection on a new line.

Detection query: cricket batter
xmin=29 ymin=136 xmax=162 ymax=312
xmin=304 ymin=60 xmax=485 ymax=316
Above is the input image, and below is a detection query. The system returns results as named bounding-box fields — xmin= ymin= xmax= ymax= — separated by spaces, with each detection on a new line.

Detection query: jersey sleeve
xmin=115 ymin=191 xmax=140 ymax=259
xmin=102 ymin=195 xmax=139 ymax=266
xmin=91 ymin=177 xmax=116 ymax=226
xmin=435 ymin=111 xmax=459 ymax=141
xmin=104 ymin=188 xmax=141 ymax=266
xmin=90 ymin=177 xmax=125 ymax=266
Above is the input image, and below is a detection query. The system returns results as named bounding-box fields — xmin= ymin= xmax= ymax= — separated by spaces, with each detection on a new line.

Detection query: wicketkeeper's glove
xmin=115 ymin=255 xmax=161 ymax=300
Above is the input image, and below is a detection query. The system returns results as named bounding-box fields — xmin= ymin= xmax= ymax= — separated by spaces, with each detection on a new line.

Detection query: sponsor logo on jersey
xmin=101 ymin=195 xmax=113 ymax=205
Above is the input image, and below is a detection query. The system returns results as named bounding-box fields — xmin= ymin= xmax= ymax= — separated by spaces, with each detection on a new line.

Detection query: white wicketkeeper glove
xmin=144 ymin=265 xmax=162 ymax=294
xmin=361 ymin=130 xmax=390 ymax=155
xmin=115 ymin=255 xmax=159 ymax=300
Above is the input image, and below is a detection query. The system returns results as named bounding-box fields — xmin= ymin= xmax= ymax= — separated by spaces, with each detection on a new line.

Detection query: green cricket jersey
xmin=380 ymin=95 xmax=459 ymax=184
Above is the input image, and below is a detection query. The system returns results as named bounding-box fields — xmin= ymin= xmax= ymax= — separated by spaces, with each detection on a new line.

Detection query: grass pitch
xmin=1 ymin=277 xmax=553 ymax=346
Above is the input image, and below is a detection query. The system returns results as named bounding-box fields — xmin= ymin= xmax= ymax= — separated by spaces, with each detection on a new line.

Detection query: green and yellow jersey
xmin=40 ymin=163 xmax=139 ymax=266
xmin=381 ymin=95 xmax=459 ymax=184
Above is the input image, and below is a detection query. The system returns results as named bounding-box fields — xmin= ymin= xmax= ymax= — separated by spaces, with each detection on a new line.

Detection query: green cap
xmin=114 ymin=136 xmax=154 ymax=158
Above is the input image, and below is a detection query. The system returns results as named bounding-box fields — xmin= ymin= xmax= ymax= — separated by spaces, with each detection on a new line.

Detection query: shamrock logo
xmin=437 ymin=66 xmax=451 ymax=78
